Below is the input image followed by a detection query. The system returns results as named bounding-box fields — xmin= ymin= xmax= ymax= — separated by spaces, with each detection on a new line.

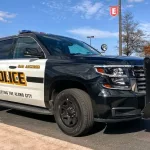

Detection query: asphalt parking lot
xmin=0 ymin=107 xmax=150 ymax=150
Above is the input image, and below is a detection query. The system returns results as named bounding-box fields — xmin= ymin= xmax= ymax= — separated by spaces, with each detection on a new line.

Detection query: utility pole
xmin=119 ymin=0 xmax=122 ymax=56
xmin=87 ymin=36 xmax=94 ymax=46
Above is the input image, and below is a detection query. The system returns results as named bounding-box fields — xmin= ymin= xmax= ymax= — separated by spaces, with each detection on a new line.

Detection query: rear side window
xmin=0 ymin=39 xmax=14 ymax=59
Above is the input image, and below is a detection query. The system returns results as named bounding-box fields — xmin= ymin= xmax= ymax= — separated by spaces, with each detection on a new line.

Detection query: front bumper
xmin=92 ymin=88 xmax=145 ymax=123
xmin=94 ymin=115 xmax=141 ymax=123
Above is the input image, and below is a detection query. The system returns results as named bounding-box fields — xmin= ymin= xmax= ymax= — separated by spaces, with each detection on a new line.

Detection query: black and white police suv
xmin=0 ymin=30 xmax=146 ymax=136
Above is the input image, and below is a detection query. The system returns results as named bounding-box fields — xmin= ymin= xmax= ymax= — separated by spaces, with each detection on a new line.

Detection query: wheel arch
xmin=44 ymin=76 xmax=90 ymax=109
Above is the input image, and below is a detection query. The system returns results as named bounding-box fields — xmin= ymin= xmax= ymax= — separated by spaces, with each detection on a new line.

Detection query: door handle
xmin=9 ymin=66 xmax=17 ymax=69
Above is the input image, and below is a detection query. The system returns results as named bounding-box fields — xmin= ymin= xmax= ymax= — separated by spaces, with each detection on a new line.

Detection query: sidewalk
xmin=0 ymin=123 xmax=92 ymax=150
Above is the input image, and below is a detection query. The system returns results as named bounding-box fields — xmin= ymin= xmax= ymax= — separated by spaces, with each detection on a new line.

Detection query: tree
xmin=143 ymin=42 xmax=150 ymax=56
xmin=122 ymin=12 xmax=146 ymax=56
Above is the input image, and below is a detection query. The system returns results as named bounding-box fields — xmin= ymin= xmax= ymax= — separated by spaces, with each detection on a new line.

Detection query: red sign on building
xmin=110 ymin=6 xmax=119 ymax=17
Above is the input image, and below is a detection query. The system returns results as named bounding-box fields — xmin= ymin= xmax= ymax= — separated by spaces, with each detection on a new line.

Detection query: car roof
xmin=0 ymin=31 xmax=77 ymax=42
xmin=0 ymin=35 xmax=17 ymax=41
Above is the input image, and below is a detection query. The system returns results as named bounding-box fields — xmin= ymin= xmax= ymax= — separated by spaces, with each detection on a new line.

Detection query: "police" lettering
xmin=0 ymin=71 xmax=27 ymax=86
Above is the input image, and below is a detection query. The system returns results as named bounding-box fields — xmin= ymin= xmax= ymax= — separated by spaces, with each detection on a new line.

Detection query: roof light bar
xmin=19 ymin=30 xmax=49 ymax=35
xmin=19 ymin=30 xmax=32 ymax=34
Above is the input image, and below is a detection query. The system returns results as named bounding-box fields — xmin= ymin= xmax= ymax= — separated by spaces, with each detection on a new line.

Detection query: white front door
xmin=7 ymin=59 xmax=47 ymax=107
xmin=5 ymin=36 xmax=47 ymax=107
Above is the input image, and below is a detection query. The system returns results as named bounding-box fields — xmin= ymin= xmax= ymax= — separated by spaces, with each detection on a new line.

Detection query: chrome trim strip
xmin=95 ymin=71 xmax=128 ymax=78
xmin=112 ymin=107 xmax=136 ymax=110
xmin=94 ymin=65 xmax=133 ymax=68
xmin=102 ymin=84 xmax=131 ymax=90
xmin=94 ymin=116 xmax=141 ymax=123
xmin=94 ymin=67 xmax=128 ymax=77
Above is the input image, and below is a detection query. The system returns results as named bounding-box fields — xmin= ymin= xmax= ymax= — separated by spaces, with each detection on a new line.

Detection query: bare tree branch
xmin=122 ymin=12 xmax=146 ymax=56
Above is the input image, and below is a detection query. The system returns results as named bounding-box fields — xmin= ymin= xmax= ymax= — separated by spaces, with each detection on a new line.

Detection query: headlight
xmin=105 ymin=67 xmax=127 ymax=77
xmin=95 ymin=66 xmax=131 ymax=90
xmin=106 ymin=68 xmax=130 ymax=86
xmin=112 ymin=68 xmax=124 ymax=76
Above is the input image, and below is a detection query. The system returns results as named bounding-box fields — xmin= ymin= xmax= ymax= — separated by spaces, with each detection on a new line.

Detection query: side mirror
xmin=101 ymin=44 xmax=108 ymax=52
xmin=24 ymin=48 xmax=44 ymax=58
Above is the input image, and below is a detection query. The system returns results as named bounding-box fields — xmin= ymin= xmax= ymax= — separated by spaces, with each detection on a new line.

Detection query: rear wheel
xmin=54 ymin=88 xmax=94 ymax=136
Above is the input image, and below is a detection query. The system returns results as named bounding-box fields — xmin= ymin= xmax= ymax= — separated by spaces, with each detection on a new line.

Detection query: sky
xmin=0 ymin=0 xmax=150 ymax=55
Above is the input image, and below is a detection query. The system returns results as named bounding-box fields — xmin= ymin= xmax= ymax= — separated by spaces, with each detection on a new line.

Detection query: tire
xmin=54 ymin=88 xmax=94 ymax=137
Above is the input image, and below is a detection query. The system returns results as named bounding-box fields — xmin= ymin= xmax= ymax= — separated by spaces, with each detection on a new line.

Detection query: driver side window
xmin=13 ymin=37 xmax=42 ymax=58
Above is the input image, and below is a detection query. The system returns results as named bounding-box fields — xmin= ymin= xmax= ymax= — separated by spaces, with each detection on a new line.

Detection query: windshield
xmin=37 ymin=35 xmax=101 ymax=56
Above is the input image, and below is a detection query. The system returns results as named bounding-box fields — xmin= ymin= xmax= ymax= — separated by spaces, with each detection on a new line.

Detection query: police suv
xmin=0 ymin=30 xmax=146 ymax=136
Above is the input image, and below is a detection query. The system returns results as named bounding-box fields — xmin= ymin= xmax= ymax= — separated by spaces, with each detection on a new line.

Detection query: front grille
xmin=134 ymin=66 xmax=146 ymax=93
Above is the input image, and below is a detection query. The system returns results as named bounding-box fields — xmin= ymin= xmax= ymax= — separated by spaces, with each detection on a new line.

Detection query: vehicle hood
xmin=73 ymin=55 xmax=144 ymax=66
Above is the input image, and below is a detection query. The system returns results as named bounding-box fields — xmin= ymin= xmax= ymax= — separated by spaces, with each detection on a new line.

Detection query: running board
xmin=0 ymin=100 xmax=52 ymax=115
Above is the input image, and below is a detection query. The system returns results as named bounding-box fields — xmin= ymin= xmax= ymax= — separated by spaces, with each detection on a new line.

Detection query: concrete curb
xmin=0 ymin=123 xmax=92 ymax=150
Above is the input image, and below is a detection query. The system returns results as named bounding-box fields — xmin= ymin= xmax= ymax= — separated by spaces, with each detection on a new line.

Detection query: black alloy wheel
xmin=54 ymin=88 xmax=94 ymax=137
xmin=59 ymin=95 xmax=79 ymax=127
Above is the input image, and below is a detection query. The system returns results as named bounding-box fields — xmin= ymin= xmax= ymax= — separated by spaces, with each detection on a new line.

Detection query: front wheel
xmin=54 ymin=88 xmax=94 ymax=137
